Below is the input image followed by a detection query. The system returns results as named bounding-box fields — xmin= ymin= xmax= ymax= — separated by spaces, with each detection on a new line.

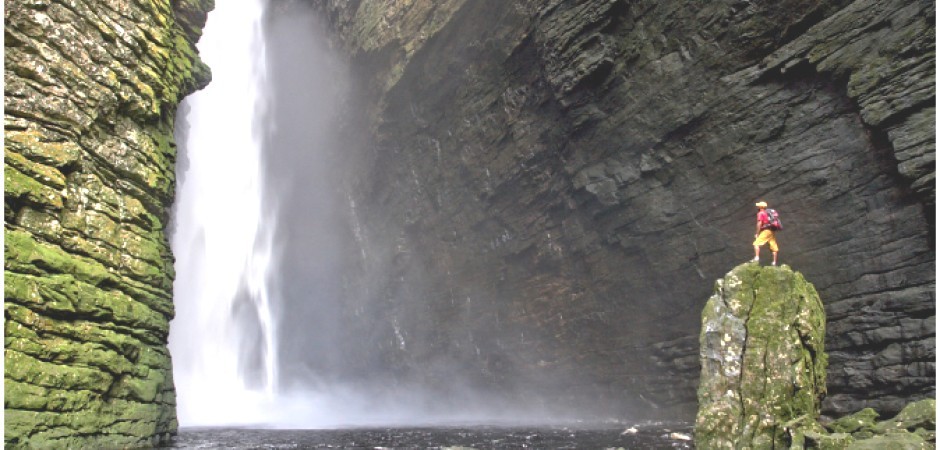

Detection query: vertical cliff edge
xmin=5 ymin=0 xmax=213 ymax=447
xmin=312 ymin=0 xmax=934 ymax=419
xmin=2 ymin=0 xmax=933 ymax=444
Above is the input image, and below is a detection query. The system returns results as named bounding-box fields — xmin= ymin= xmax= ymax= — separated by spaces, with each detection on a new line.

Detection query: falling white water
xmin=169 ymin=0 xmax=279 ymax=426
xmin=166 ymin=0 xmax=586 ymax=430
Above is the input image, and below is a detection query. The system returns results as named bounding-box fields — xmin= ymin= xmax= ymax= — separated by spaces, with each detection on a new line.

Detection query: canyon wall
xmin=2 ymin=0 xmax=932 ymax=443
xmin=4 ymin=0 xmax=212 ymax=446
xmin=314 ymin=0 xmax=935 ymax=419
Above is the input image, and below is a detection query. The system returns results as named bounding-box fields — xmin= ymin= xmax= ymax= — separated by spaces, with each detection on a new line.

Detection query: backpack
xmin=764 ymin=208 xmax=783 ymax=231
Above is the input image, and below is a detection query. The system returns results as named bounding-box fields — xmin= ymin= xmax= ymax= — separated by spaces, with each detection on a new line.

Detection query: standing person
xmin=752 ymin=201 xmax=779 ymax=265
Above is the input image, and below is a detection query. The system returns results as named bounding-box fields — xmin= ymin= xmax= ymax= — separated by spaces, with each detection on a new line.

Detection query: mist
xmin=170 ymin=0 xmax=608 ymax=428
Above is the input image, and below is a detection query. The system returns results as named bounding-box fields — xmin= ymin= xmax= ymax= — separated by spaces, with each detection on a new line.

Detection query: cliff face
xmin=4 ymin=0 xmax=212 ymax=447
xmin=314 ymin=0 xmax=934 ymax=418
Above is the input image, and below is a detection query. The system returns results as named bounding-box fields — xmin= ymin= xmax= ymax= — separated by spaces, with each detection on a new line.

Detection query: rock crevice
xmin=696 ymin=263 xmax=827 ymax=448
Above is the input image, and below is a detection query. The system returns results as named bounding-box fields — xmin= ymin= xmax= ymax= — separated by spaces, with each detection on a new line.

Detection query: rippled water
xmin=163 ymin=423 xmax=694 ymax=449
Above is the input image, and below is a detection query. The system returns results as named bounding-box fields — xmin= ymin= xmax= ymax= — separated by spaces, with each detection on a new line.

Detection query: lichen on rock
xmin=802 ymin=398 xmax=937 ymax=449
xmin=4 ymin=0 xmax=213 ymax=447
xmin=695 ymin=262 xmax=828 ymax=448
xmin=695 ymin=263 xmax=936 ymax=449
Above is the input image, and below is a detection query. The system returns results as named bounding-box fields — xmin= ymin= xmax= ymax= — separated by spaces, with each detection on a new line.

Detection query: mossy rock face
xmin=829 ymin=408 xmax=880 ymax=435
xmin=5 ymin=0 xmax=212 ymax=447
xmin=805 ymin=430 xmax=856 ymax=449
xmin=695 ymin=263 xmax=828 ymax=448
xmin=794 ymin=398 xmax=938 ymax=449
xmin=874 ymin=399 xmax=937 ymax=434
xmin=845 ymin=432 xmax=929 ymax=450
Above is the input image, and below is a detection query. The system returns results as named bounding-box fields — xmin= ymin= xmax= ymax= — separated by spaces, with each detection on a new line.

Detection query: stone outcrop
xmin=799 ymin=398 xmax=936 ymax=448
xmin=311 ymin=0 xmax=935 ymax=419
xmin=694 ymin=264 xmax=934 ymax=449
xmin=4 ymin=0 xmax=931 ymax=442
xmin=696 ymin=263 xmax=827 ymax=448
xmin=4 ymin=0 xmax=212 ymax=447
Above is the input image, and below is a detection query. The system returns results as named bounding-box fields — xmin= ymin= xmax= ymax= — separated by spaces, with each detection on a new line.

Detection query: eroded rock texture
xmin=696 ymin=263 xmax=827 ymax=448
xmin=4 ymin=0 xmax=211 ymax=447
xmin=314 ymin=0 xmax=934 ymax=419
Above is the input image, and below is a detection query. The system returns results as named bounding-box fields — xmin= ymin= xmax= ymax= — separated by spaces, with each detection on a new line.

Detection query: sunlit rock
xmin=4 ymin=0 xmax=212 ymax=447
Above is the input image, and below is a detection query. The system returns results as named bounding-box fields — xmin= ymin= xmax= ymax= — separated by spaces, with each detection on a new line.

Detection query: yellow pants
xmin=753 ymin=229 xmax=778 ymax=252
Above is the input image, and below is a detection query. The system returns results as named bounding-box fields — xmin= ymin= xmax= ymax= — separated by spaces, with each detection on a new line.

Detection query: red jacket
xmin=757 ymin=210 xmax=774 ymax=230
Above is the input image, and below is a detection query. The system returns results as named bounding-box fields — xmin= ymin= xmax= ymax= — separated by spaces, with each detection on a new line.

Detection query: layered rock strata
xmin=313 ymin=0 xmax=934 ymax=418
xmin=4 ymin=0 xmax=212 ymax=447
xmin=696 ymin=263 xmax=827 ymax=448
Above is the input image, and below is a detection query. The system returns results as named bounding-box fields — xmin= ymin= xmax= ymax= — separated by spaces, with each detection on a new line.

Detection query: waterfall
xmin=169 ymin=0 xmax=279 ymax=426
xmin=168 ymin=0 xmax=552 ymax=429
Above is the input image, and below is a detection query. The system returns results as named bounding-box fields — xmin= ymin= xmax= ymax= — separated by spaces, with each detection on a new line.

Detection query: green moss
xmin=7 ymin=272 xmax=167 ymax=334
xmin=696 ymin=263 xmax=827 ymax=448
xmin=5 ymin=151 xmax=67 ymax=189
xmin=4 ymin=165 xmax=64 ymax=210
xmin=846 ymin=431 xmax=929 ymax=450
xmin=4 ymin=379 xmax=99 ymax=413
xmin=5 ymin=229 xmax=109 ymax=283
xmin=5 ymin=349 xmax=113 ymax=393
xmin=61 ymin=171 xmax=162 ymax=229
xmin=6 ymin=401 xmax=174 ymax=449
xmin=5 ymin=230 xmax=174 ymax=318
xmin=4 ymin=303 xmax=158 ymax=360
xmin=58 ymin=208 xmax=169 ymax=267
xmin=109 ymin=368 xmax=166 ymax=402
xmin=4 ymin=0 xmax=206 ymax=446
xmin=805 ymin=430 xmax=856 ymax=449
xmin=829 ymin=408 xmax=880 ymax=434
xmin=5 ymin=379 xmax=53 ymax=411
xmin=3 ymin=130 xmax=82 ymax=169
xmin=874 ymin=399 xmax=936 ymax=435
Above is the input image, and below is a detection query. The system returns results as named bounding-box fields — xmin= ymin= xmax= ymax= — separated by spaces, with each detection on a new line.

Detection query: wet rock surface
xmin=312 ymin=0 xmax=934 ymax=420
xmin=4 ymin=0 xmax=211 ymax=447
xmin=695 ymin=263 xmax=827 ymax=448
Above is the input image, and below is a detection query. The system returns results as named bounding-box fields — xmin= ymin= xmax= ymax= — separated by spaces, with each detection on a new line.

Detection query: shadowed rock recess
xmin=311 ymin=0 xmax=934 ymax=419
xmin=4 ymin=0 xmax=212 ymax=447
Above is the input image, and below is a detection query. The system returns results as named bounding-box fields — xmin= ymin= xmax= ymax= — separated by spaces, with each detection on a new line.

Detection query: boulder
xmin=872 ymin=399 xmax=936 ymax=436
xmin=846 ymin=432 xmax=929 ymax=450
xmin=696 ymin=263 xmax=828 ymax=448
xmin=801 ymin=398 xmax=937 ymax=449
xmin=828 ymin=408 xmax=879 ymax=436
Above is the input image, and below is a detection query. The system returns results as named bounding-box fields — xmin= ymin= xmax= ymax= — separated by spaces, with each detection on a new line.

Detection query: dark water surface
xmin=164 ymin=423 xmax=694 ymax=449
